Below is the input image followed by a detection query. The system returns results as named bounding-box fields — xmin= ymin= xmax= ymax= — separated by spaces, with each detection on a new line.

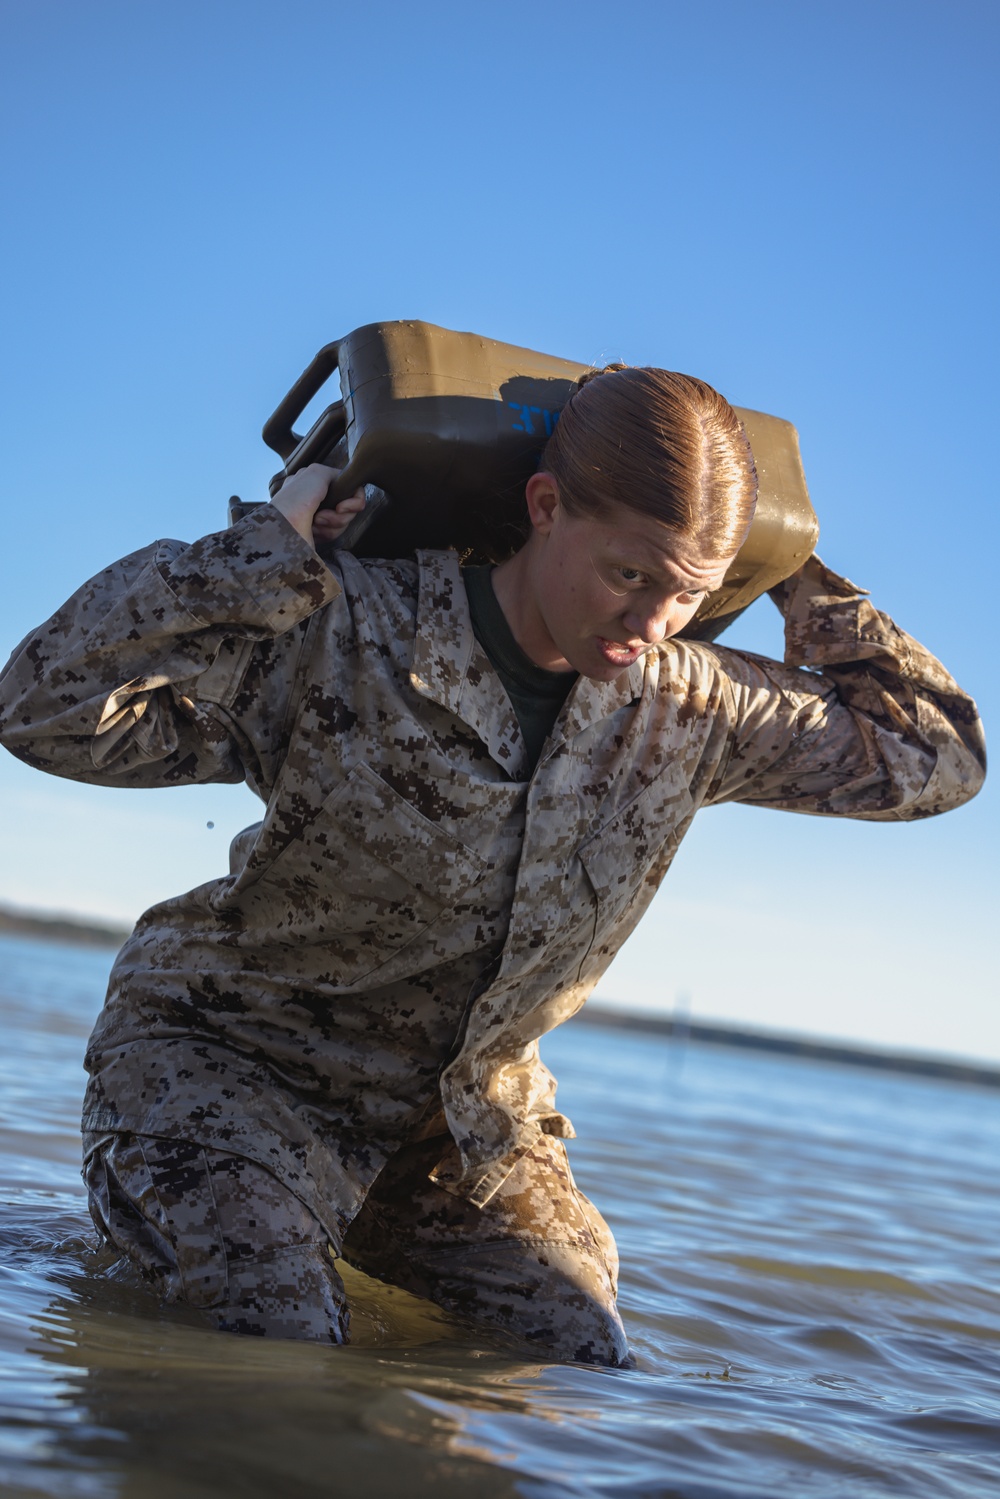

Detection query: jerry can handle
xmin=262 ymin=340 xmax=343 ymax=460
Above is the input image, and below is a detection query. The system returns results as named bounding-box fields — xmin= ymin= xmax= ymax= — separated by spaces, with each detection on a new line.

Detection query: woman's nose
xmin=622 ymin=600 xmax=673 ymax=645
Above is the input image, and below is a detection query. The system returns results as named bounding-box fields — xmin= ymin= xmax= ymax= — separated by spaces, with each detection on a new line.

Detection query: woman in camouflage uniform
xmin=0 ymin=368 xmax=985 ymax=1364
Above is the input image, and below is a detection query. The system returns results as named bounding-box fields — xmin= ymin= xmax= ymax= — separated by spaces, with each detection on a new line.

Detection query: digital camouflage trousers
xmin=84 ymin=1131 xmax=629 ymax=1365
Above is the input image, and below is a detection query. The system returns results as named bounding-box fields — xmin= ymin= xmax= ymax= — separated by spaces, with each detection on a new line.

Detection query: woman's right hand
xmin=270 ymin=464 xmax=366 ymax=549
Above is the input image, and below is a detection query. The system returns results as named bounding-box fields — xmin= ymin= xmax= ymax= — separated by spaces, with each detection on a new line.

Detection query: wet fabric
xmin=0 ymin=507 xmax=986 ymax=1233
xmin=463 ymin=562 xmax=577 ymax=768
xmin=85 ymin=1132 xmax=628 ymax=1364
xmin=84 ymin=1134 xmax=350 ymax=1342
xmin=342 ymin=1132 xmax=627 ymax=1364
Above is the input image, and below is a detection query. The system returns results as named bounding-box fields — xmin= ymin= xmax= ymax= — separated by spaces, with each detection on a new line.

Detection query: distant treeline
xmin=0 ymin=904 xmax=130 ymax=949
xmin=575 ymin=1005 xmax=1000 ymax=1091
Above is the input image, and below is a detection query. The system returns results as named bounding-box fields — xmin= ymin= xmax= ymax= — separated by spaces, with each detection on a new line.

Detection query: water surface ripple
xmin=1 ymin=932 xmax=998 ymax=1498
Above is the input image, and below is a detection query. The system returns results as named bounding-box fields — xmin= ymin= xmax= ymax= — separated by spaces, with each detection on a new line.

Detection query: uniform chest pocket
xmin=576 ymin=780 xmax=694 ymax=979
xmin=229 ymin=762 xmax=486 ymax=981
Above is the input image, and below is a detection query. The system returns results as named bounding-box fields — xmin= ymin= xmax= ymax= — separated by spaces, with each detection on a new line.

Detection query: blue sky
xmin=1 ymin=1 xmax=997 ymax=1059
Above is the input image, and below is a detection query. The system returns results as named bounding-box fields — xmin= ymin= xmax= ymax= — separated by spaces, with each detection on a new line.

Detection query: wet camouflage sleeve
xmin=703 ymin=556 xmax=986 ymax=817
xmin=0 ymin=507 xmax=339 ymax=796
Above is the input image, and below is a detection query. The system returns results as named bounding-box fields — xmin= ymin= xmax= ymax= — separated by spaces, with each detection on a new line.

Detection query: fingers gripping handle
xmin=228 ymin=481 xmax=389 ymax=554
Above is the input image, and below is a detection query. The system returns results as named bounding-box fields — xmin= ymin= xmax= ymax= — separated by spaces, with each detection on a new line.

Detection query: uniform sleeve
xmin=0 ymin=505 xmax=341 ymax=794
xmin=705 ymin=555 xmax=986 ymax=819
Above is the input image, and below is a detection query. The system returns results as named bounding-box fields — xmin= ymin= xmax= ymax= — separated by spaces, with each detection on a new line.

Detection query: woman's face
xmin=518 ymin=477 xmax=736 ymax=681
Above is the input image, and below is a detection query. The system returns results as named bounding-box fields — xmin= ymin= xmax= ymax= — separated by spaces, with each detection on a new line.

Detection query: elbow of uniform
xmin=0 ymin=697 xmax=94 ymax=782
xmin=903 ymin=737 xmax=987 ymax=820
xmin=956 ymin=737 xmax=988 ymax=807
xmin=0 ymin=704 xmax=33 ymax=760
xmin=950 ymin=717 xmax=988 ymax=807
xmin=898 ymin=695 xmax=987 ymax=819
xmin=0 ymin=733 xmax=56 ymax=777
xmin=0 ymin=666 xmax=44 ymax=759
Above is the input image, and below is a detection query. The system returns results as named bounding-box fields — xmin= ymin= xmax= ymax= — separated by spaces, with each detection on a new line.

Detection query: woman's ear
xmin=525 ymin=472 xmax=562 ymax=536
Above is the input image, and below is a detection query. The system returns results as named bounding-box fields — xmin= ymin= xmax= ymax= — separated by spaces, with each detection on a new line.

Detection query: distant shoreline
xmin=0 ymin=904 xmax=130 ymax=950
xmin=575 ymin=1005 xmax=1000 ymax=1090
xmin=2 ymin=903 xmax=996 ymax=1088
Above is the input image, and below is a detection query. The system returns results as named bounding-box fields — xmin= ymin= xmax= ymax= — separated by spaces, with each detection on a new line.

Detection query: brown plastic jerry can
xmin=234 ymin=319 xmax=818 ymax=642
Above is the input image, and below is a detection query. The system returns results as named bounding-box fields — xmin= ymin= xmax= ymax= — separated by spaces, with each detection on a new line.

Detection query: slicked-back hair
xmin=541 ymin=365 xmax=757 ymax=560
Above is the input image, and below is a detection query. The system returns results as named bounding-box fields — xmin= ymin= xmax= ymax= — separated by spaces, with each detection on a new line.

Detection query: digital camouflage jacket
xmin=0 ymin=507 xmax=986 ymax=1237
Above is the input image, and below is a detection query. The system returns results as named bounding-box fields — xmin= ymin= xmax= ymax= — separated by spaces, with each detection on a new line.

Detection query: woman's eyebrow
xmin=647 ymin=559 xmax=718 ymax=591
xmin=604 ymin=537 xmax=723 ymax=590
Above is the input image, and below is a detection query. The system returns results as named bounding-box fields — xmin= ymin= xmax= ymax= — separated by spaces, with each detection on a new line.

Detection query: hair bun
xmin=575 ymin=361 xmax=630 ymax=390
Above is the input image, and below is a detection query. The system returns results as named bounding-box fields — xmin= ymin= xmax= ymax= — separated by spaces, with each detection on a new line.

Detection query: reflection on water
xmin=1 ymin=931 xmax=998 ymax=1498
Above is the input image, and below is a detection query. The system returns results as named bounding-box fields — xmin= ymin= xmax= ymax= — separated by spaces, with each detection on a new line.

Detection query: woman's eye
xmin=618 ymin=567 xmax=643 ymax=583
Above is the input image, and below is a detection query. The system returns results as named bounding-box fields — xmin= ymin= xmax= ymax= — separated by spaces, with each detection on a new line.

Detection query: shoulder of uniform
xmin=326 ymin=551 xmax=421 ymax=609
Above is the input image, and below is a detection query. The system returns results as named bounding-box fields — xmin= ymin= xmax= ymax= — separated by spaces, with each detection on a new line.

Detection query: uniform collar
xmin=411 ymin=551 xmax=649 ymax=768
xmin=548 ymin=654 xmax=648 ymax=752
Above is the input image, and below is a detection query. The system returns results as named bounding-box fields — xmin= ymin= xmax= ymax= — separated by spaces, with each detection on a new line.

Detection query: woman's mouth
xmin=596 ymin=637 xmax=644 ymax=668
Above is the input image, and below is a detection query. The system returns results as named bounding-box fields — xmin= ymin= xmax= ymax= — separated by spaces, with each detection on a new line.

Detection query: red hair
xmin=541 ymin=365 xmax=757 ymax=559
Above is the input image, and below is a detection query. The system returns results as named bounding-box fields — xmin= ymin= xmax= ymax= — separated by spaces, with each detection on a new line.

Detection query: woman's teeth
xmin=598 ymin=638 xmax=641 ymax=663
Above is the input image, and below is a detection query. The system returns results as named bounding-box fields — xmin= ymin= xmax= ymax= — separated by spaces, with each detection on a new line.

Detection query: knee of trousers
xmin=405 ymin=1239 xmax=630 ymax=1367
xmin=84 ymin=1135 xmax=349 ymax=1344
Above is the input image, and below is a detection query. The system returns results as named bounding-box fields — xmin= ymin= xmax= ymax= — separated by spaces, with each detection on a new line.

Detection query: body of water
xmin=1 ymin=931 xmax=998 ymax=1498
